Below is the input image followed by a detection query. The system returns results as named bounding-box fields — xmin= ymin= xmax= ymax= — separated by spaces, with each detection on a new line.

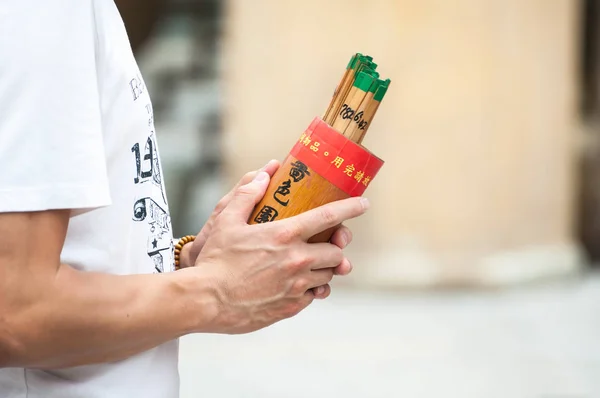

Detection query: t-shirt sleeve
xmin=0 ymin=1 xmax=111 ymax=213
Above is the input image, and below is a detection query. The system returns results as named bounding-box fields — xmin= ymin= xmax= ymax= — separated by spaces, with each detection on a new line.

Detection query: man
xmin=0 ymin=1 xmax=368 ymax=397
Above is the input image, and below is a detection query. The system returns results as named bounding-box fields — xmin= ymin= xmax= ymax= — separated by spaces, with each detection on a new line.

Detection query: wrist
xmin=175 ymin=267 xmax=220 ymax=334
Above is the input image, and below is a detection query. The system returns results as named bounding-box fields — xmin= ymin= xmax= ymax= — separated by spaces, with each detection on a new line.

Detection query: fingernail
xmin=340 ymin=234 xmax=348 ymax=247
xmin=254 ymin=171 xmax=268 ymax=182
xmin=360 ymin=197 xmax=370 ymax=211
xmin=343 ymin=230 xmax=352 ymax=246
xmin=315 ymin=286 xmax=325 ymax=295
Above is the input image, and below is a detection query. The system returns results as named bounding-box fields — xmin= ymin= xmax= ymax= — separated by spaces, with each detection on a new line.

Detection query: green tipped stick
xmin=357 ymin=79 xmax=391 ymax=144
xmin=324 ymin=53 xmax=360 ymax=122
xmin=342 ymin=78 xmax=383 ymax=141
xmin=323 ymin=53 xmax=390 ymax=144
xmin=331 ymin=72 xmax=376 ymax=132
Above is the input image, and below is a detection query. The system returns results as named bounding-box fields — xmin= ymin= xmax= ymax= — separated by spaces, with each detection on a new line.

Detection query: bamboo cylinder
xmin=248 ymin=117 xmax=384 ymax=243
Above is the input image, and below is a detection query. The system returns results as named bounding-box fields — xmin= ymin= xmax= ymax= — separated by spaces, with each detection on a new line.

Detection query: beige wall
xmin=221 ymin=0 xmax=583 ymax=288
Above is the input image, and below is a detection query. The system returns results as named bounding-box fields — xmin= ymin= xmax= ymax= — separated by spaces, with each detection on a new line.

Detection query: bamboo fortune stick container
xmin=248 ymin=53 xmax=387 ymax=243
xmin=248 ymin=117 xmax=384 ymax=243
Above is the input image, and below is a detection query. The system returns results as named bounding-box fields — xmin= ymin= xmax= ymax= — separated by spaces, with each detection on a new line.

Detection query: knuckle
xmin=287 ymin=250 xmax=311 ymax=272
xmin=214 ymin=197 xmax=229 ymax=214
xmin=288 ymin=251 xmax=310 ymax=274
xmin=291 ymin=278 xmax=308 ymax=295
xmin=233 ymin=187 xmax=250 ymax=198
xmin=319 ymin=207 xmax=338 ymax=226
xmin=277 ymin=223 xmax=300 ymax=243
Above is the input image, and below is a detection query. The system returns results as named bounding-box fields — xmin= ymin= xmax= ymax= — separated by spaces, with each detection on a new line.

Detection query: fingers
xmin=220 ymin=171 xmax=271 ymax=223
xmin=330 ymin=225 xmax=353 ymax=249
xmin=307 ymin=269 xmax=334 ymax=290
xmin=333 ymin=257 xmax=353 ymax=276
xmin=312 ymin=284 xmax=331 ymax=300
xmin=285 ymin=197 xmax=369 ymax=241
xmin=303 ymin=226 xmax=353 ymax=299
xmin=330 ymin=226 xmax=353 ymax=274
xmin=304 ymin=243 xmax=344 ymax=270
xmin=261 ymin=159 xmax=280 ymax=176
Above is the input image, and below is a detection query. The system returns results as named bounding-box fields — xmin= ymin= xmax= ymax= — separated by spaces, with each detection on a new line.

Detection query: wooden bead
xmin=173 ymin=235 xmax=196 ymax=271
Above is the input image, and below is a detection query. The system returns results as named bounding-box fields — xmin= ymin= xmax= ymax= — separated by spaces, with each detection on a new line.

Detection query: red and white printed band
xmin=290 ymin=117 xmax=384 ymax=197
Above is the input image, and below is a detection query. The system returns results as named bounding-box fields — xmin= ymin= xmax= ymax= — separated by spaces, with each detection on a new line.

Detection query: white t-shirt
xmin=0 ymin=1 xmax=179 ymax=397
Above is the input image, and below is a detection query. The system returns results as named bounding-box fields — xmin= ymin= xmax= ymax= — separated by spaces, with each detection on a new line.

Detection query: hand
xmin=192 ymin=170 xmax=369 ymax=334
xmin=180 ymin=160 xmax=356 ymax=299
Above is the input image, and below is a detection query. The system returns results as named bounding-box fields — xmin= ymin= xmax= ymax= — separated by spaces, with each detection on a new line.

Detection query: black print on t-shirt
xmin=145 ymin=104 xmax=154 ymax=126
xmin=131 ymin=134 xmax=167 ymax=204
xmin=131 ymin=132 xmax=172 ymax=273
xmin=129 ymin=74 xmax=145 ymax=101
xmin=128 ymin=72 xmax=174 ymax=273
xmin=132 ymin=196 xmax=171 ymax=273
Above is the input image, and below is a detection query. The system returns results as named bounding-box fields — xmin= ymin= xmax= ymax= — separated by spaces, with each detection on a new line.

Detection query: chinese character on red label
xmin=331 ymin=156 xmax=344 ymax=168
xmin=289 ymin=117 xmax=384 ymax=197
xmin=354 ymin=170 xmax=364 ymax=183
xmin=344 ymin=164 xmax=355 ymax=177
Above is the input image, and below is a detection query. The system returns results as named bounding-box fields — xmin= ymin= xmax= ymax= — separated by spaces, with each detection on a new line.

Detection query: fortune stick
xmin=357 ymin=80 xmax=390 ymax=143
xmin=322 ymin=54 xmax=357 ymax=123
xmin=323 ymin=54 xmax=378 ymax=125
xmin=325 ymin=53 xmax=390 ymax=145
xmin=330 ymin=71 xmax=377 ymax=135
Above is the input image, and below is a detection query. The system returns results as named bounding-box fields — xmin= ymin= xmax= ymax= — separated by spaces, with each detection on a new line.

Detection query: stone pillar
xmin=221 ymin=0 xmax=583 ymax=288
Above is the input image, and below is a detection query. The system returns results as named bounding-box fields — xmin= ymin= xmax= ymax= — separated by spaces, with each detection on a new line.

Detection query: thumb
xmin=220 ymin=171 xmax=271 ymax=222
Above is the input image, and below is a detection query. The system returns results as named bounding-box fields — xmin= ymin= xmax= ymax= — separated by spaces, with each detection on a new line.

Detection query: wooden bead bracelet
xmin=174 ymin=235 xmax=195 ymax=270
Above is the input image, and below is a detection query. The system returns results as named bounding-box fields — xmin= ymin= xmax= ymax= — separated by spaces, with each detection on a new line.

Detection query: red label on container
xmin=290 ymin=117 xmax=384 ymax=197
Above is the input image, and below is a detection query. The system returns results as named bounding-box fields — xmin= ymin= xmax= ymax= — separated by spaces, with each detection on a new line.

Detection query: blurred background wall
xmin=116 ymin=0 xmax=600 ymax=289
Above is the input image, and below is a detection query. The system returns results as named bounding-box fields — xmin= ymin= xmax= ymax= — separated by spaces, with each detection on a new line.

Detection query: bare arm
xmin=0 ymin=210 xmax=214 ymax=369
xmin=0 ymin=170 xmax=367 ymax=369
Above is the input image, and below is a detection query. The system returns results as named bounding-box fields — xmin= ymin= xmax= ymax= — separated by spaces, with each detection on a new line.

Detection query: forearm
xmin=1 ymin=264 xmax=216 ymax=369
